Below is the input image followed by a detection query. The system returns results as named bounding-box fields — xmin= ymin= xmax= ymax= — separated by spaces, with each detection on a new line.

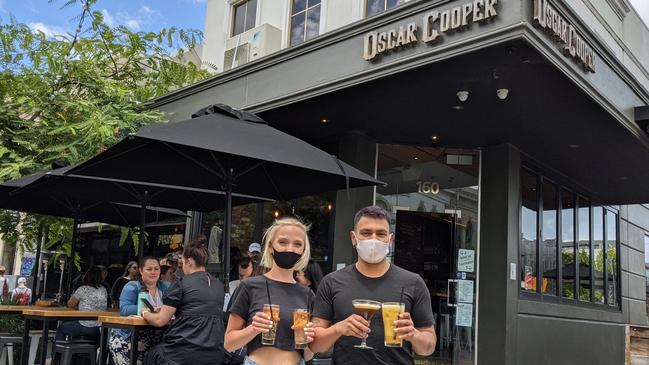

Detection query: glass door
xmin=375 ymin=144 xmax=479 ymax=365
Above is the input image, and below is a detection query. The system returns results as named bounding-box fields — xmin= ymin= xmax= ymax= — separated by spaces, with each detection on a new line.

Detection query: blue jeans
xmin=244 ymin=357 xmax=305 ymax=365
xmin=55 ymin=320 xmax=100 ymax=341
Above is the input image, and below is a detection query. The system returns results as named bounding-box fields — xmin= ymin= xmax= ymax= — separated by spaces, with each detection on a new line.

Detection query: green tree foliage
xmin=0 ymin=0 xmax=213 ymax=258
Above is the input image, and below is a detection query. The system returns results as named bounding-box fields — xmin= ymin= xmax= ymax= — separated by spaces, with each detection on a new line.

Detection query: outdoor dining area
xmin=0 ymin=104 xmax=383 ymax=365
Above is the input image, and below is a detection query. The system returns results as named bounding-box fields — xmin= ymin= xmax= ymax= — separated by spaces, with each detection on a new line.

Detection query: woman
xmin=295 ymin=260 xmax=323 ymax=294
xmin=111 ymin=261 xmax=138 ymax=308
xmin=225 ymin=217 xmax=316 ymax=365
xmin=228 ymin=257 xmax=257 ymax=295
xmin=108 ymin=257 xmax=168 ymax=365
xmin=142 ymin=236 xmax=226 ymax=365
xmin=55 ymin=266 xmax=107 ymax=341
xmin=160 ymin=265 xmax=176 ymax=282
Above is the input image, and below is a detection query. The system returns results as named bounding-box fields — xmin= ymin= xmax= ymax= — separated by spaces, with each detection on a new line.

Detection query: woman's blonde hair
xmin=260 ymin=217 xmax=311 ymax=272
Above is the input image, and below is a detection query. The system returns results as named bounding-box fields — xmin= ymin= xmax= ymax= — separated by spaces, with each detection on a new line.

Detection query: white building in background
xmin=200 ymin=0 xmax=648 ymax=88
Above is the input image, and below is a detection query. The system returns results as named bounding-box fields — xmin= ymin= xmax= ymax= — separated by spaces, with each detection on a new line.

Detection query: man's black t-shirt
xmin=228 ymin=275 xmax=315 ymax=355
xmin=312 ymin=264 xmax=434 ymax=365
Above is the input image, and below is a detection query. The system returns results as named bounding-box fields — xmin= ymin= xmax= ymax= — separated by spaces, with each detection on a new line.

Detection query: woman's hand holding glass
xmin=250 ymin=311 xmax=274 ymax=334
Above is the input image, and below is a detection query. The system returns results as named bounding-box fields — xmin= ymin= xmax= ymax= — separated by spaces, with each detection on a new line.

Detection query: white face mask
xmin=353 ymin=232 xmax=390 ymax=264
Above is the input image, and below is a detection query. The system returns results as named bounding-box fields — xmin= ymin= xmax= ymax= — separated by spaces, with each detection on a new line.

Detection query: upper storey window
xmin=232 ymin=0 xmax=257 ymax=36
xmin=366 ymin=0 xmax=407 ymax=17
xmin=290 ymin=0 xmax=321 ymax=46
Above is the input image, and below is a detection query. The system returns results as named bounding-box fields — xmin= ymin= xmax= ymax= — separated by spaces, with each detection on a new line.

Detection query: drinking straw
xmin=266 ymin=280 xmax=273 ymax=319
xmin=395 ymin=287 xmax=405 ymax=340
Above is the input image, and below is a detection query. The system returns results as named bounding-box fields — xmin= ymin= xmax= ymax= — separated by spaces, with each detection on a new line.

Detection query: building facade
xmin=154 ymin=0 xmax=649 ymax=364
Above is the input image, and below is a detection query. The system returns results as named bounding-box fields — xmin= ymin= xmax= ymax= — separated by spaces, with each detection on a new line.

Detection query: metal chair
xmin=52 ymin=339 xmax=97 ymax=365
xmin=0 ymin=334 xmax=23 ymax=365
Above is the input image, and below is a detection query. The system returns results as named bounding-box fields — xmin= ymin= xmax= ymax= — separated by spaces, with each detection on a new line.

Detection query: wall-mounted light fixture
xmin=456 ymin=90 xmax=469 ymax=102
xmin=496 ymin=88 xmax=509 ymax=100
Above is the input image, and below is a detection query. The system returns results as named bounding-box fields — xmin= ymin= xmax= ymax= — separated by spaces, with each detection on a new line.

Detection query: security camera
xmin=456 ymin=90 xmax=469 ymax=102
xmin=496 ymin=88 xmax=509 ymax=100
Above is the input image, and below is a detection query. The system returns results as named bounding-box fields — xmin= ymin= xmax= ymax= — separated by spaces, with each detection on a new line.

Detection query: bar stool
xmin=0 ymin=334 xmax=23 ymax=365
xmin=26 ymin=331 xmax=54 ymax=365
xmin=52 ymin=339 xmax=97 ymax=365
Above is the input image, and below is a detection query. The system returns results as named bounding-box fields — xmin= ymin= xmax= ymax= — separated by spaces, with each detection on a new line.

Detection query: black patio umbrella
xmin=67 ymin=104 xmax=384 ymax=287
xmin=0 ymin=169 xmax=187 ymax=299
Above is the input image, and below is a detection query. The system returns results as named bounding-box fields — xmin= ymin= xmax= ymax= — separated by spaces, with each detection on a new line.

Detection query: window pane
xmin=367 ymin=0 xmax=384 ymax=16
xmin=542 ymin=180 xmax=557 ymax=296
xmin=233 ymin=3 xmax=246 ymax=36
xmin=293 ymin=0 xmax=306 ymax=14
xmin=290 ymin=12 xmax=306 ymax=46
xmin=245 ymin=0 xmax=257 ymax=32
xmin=307 ymin=0 xmax=321 ymax=7
xmin=561 ymin=191 xmax=575 ymax=299
xmin=606 ymin=211 xmax=618 ymax=305
xmin=306 ymin=5 xmax=321 ymax=41
xmin=521 ymin=170 xmax=538 ymax=292
xmin=387 ymin=0 xmax=407 ymax=9
xmin=593 ymin=206 xmax=604 ymax=304
xmin=578 ymin=199 xmax=591 ymax=301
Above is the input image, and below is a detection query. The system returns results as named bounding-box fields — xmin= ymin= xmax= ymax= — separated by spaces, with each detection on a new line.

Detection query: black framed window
xmin=541 ymin=179 xmax=557 ymax=296
xmin=366 ymin=0 xmax=407 ymax=17
xmin=232 ymin=0 xmax=257 ymax=36
xmin=578 ymin=198 xmax=591 ymax=302
xmin=290 ymin=0 xmax=321 ymax=46
xmin=519 ymin=168 xmax=619 ymax=308
xmin=606 ymin=210 xmax=618 ymax=306
xmin=561 ymin=190 xmax=575 ymax=299
xmin=520 ymin=169 xmax=538 ymax=292
xmin=593 ymin=206 xmax=605 ymax=304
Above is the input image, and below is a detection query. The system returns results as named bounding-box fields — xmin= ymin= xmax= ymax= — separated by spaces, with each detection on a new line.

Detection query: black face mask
xmin=272 ymin=251 xmax=301 ymax=269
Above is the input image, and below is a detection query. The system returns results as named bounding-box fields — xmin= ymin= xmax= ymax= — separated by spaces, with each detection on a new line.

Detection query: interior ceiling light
xmin=413 ymin=156 xmax=420 ymax=160
xmin=496 ymin=88 xmax=509 ymax=100
xmin=430 ymin=134 xmax=439 ymax=143
xmin=456 ymin=90 xmax=469 ymax=102
xmin=320 ymin=118 xmax=329 ymax=123
xmin=452 ymin=105 xmax=464 ymax=110
xmin=569 ymin=144 xmax=581 ymax=149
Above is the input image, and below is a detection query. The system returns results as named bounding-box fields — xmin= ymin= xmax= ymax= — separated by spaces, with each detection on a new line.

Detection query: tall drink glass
xmin=352 ymin=299 xmax=381 ymax=350
xmin=262 ymin=304 xmax=280 ymax=345
xmin=293 ymin=308 xmax=310 ymax=349
xmin=382 ymin=302 xmax=405 ymax=347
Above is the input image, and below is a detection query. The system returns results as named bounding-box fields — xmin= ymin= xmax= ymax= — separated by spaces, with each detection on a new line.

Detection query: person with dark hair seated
xmin=143 ymin=236 xmax=226 ymax=365
xmin=55 ymin=266 xmax=107 ymax=341
xmin=160 ymin=264 xmax=177 ymax=282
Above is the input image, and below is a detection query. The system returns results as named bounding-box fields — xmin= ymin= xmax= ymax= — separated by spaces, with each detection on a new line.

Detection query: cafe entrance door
xmin=375 ymin=144 xmax=479 ymax=365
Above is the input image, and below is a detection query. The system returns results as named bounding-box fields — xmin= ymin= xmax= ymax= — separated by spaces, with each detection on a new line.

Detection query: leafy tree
xmin=0 ymin=0 xmax=213 ymax=265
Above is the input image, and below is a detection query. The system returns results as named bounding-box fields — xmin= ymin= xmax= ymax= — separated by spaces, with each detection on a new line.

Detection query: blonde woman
xmin=225 ymin=217 xmax=316 ymax=365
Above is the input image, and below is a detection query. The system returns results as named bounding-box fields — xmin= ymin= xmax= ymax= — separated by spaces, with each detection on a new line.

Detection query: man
xmin=247 ymin=242 xmax=262 ymax=264
xmin=310 ymin=206 xmax=436 ymax=364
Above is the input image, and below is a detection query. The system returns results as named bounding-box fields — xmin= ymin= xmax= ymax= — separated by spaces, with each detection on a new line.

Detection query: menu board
xmin=457 ymin=249 xmax=475 ymax=272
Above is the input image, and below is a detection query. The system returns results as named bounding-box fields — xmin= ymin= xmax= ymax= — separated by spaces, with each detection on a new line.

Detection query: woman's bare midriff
xmin=248 ymin=346 xmax=301 ymax=365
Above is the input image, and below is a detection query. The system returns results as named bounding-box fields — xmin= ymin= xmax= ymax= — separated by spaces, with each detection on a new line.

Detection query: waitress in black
xmin=142 ymin=236 xmax=225 ymax=365
xmin=225 ymin=217 xmax=316 ymax=365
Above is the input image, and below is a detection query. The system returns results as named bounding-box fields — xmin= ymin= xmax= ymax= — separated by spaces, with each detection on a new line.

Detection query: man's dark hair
xmin=183 ymin=235 xmax=209 ymax=267
xmin=82 ymin=266 xmax=102 ymax=288
xmin=353 ymin=206 xmax=390 ymax=228
xmin=160 ymin=265 xmax=173 ymax=276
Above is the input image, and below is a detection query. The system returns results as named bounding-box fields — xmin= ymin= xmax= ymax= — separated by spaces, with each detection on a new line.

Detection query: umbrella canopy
xmin=0 ymin=171 xmax=186 ymax=227
xmin=15 ymin=164 xmax=271 ymax=213
xmin=67 ymin=104 xmax=384 ymax=199
xmin=66 ymin=104 xmax=385 ymax=287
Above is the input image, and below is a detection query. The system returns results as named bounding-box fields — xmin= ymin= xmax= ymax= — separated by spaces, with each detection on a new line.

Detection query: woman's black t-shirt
xmin=228 ymin=275 xmax=315 ymax=355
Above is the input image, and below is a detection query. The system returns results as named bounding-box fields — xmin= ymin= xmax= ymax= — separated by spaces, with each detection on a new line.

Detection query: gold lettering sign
xmin=363 ymin=0 xmax=498 ymax=61
xmin=533 ymin=0 xmax=595 ymax=73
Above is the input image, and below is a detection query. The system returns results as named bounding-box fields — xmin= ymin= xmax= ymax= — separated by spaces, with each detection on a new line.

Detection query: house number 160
xmin=416 ymin=181 xmax=440 ymax=194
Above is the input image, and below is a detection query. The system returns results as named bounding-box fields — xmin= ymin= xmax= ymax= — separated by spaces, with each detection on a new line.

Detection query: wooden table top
xmin=22 ymin=309 xmax=118 ymax=318
xmin=97 ymin=315 xmax=150 ymax=326
xmin=0 ymin=305 xmax=72 ymax=312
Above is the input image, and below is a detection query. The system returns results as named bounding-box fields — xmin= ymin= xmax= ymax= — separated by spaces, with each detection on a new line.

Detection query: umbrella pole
xmin=223 ymin=176 xmax=233 ymax=291
xmin=66 ymin=217 xmax=79 ymax=301
xmin=138 ymin=192 xmax=148 ymax=258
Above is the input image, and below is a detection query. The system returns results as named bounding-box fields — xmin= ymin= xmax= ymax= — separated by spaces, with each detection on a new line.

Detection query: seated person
xmin=55 ymin=266 xmax=107 ymax=341
xmin=142 ymin=236 xmax=226 ymax=365
xmin=109 ymin=257 xmax=169 ymax=365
